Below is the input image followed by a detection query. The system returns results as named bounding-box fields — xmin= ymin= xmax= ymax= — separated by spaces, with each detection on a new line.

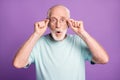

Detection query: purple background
xmin=0 ymin=0 xmax=120 ymax=80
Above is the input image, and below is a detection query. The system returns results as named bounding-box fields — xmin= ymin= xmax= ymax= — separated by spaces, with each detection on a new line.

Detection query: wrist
xmin=78 ymin=30 xmax=89 ymax=40
xmin=33 ymin=32 xmax=41 ymax=39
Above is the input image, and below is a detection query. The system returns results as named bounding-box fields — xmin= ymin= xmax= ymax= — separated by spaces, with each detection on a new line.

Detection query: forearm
xmin=78 ymin=31 xmax=109 ymax=64
xmin=13 ymin=33 xmax=41 ymax=68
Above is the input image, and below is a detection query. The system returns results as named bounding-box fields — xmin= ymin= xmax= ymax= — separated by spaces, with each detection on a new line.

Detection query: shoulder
xmin=33 ymin=34 xmax=49 ymax=46
xmin=37 ymin=34 xmax=49 ymax=42
xmin=68 ymin=34 xmax=82 ymax=41
xmin=68 ymin=34 xmax=86 ymax=46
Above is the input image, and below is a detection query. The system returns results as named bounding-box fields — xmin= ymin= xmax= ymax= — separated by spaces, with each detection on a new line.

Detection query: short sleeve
xmin=28 ymin=46 xmax=36 ymax=64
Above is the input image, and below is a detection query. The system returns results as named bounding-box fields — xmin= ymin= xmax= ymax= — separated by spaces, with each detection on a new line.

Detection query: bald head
xmin=47 ymin=5 xmax=70 ymax=18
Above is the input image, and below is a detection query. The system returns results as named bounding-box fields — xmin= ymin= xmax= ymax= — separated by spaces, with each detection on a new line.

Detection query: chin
xmin=51 ymin=29 xmax=67 ymax=41
xmin=52 ymin=33 xmax=66 ymax=41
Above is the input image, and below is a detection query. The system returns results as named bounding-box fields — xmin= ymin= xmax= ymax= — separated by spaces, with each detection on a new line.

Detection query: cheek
xmin=63 ymin=24 xmax=68 ymax=30
xmin=49 ymin=25 xmax=56 ymax=30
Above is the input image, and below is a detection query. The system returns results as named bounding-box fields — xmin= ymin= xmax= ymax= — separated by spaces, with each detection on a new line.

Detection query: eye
xmin=50 ymin=18 xmax=57 ymax=23
xmin=60 ymin=17 xmax=67 ymax=23
xmin=61 ymin=18 xmax=66 ymax=22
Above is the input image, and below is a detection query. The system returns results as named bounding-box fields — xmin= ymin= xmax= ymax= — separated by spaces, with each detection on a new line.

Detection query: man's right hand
xmin=13 ymin=19 xmax=49 ymax=68
xmin=34 ymin=19 xmax=49 ymax=37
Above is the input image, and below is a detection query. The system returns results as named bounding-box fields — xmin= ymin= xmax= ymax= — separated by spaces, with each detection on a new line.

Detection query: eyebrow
xmin=49 ymin=16 xmax=67 ymax=20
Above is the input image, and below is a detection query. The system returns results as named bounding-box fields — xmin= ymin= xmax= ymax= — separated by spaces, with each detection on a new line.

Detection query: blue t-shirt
xmin=28 ymin=34 xmax=92 ymax=80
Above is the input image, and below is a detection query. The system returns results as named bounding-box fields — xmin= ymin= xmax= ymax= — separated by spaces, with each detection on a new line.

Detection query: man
xmin=13 ymin=5 xmax=109 ymax=80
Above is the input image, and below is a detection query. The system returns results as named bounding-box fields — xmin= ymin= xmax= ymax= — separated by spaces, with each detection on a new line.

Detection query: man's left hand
xmin=67 ymin=19 xmax=85 ymax=36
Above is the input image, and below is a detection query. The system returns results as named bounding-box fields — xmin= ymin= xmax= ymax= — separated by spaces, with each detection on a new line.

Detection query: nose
xmin=56 ymin=21 xmax=61 ymax=28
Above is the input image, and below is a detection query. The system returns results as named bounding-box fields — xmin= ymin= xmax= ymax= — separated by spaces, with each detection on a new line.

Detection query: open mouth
xmin=55 ymin=31 xmax=62 ymax=34
xmin=56 ymin=31 xmax=61 ymax=33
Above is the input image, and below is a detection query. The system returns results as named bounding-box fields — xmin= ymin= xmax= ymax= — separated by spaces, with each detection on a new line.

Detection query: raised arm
xmin=68 ymin=19 xmax=109 ymax=64
xmin=13 ymin=19 xmax=49 ymax=68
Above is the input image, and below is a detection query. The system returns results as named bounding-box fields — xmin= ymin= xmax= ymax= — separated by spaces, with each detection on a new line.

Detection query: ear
xmin=66 ymin=21 xmax=69 ymax=28
xmin=46 ymin=18 xmax=50 ymax=27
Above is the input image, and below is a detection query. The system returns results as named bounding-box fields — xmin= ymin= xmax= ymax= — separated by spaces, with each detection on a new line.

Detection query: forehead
xmin=50 ymin=6 xmax=69 ymax=18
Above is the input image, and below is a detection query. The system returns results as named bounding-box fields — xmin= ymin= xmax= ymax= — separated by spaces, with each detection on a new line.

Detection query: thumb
xmin=45 ymin=19 xmax=49 ymax=27
xmin=68 ymin=19 xmax=74 ymax=29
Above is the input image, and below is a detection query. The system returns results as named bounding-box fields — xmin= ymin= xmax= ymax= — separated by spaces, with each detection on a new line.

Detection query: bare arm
xmin=79 ymin=31 xmax=109 ymax=64
xmin=68 ymin=19 xmax=109 ymax=64
xmin=13 ymin=19 xmax=49 ymax=68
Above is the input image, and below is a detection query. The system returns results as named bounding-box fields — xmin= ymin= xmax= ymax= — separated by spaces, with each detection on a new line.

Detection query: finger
xmin=75 ymin=21 xmax=78 ymax=28
xmin=76 ymin=22 xmax=80 ymax=28
xmin=67 ymin=19 xmax=74 ymax=28
xmin=67 ymin=19 xmax=72 ymax=27
xmin=38 ymin=22 xmax=43 ymax=28
xmin=45 ymin=19 xmax=49 ymax=27
xmin=37 ymin=20 xmax=48 ymax=29
xmin=79 ymin=21 xmax=83 ymax=27
xmin=78 ymin=22 xmax=81 ymax=28
xmin=34 ymin=22 xmax=39 ymax=27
